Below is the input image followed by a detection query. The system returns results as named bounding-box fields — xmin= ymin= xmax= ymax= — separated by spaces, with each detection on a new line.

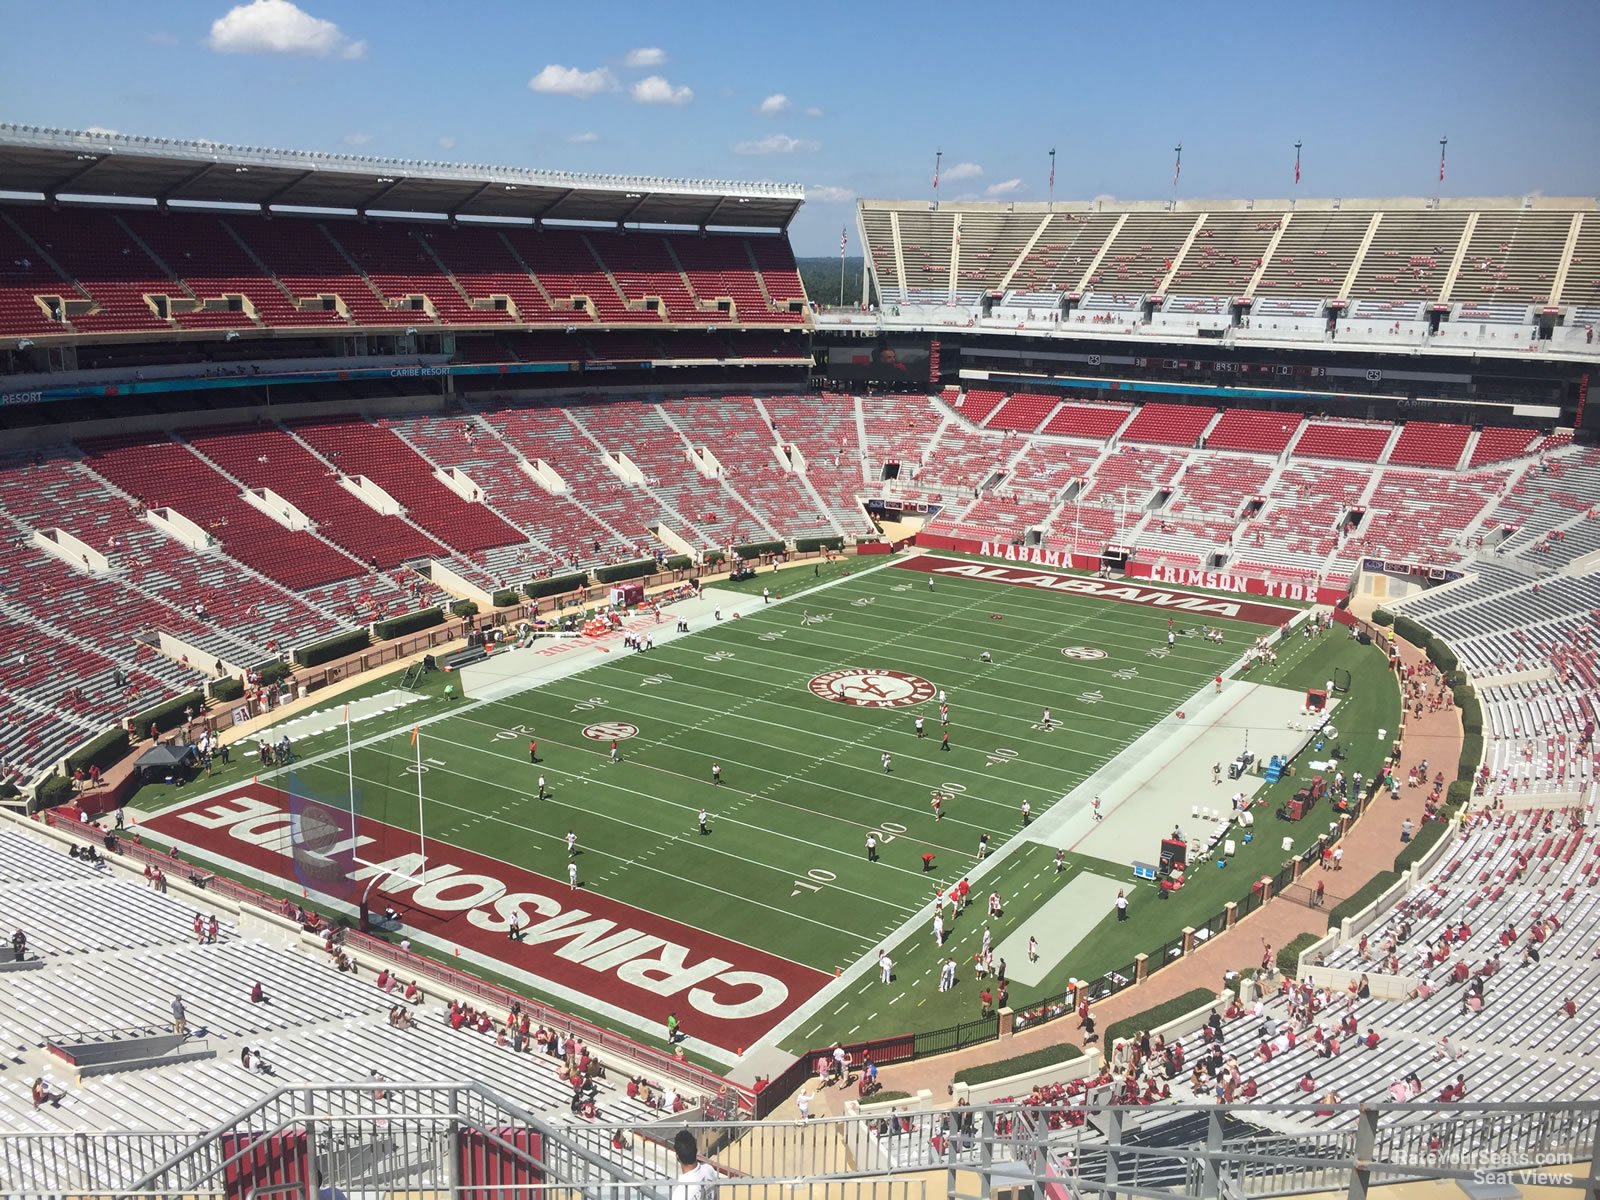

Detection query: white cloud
xmin=944 ymin=161 xmax=983 ymax=181
xmin=808 ymin=184 xmax=854 ymax=203
xmin=84 ymin=126 xmax=121 ymax=137
xmin=631 ymin=75 xmax=693 ymax=105
xmin=568 ymin=131 xmax=600 ymax=144
xmin=438 ymin=135 xmax=457 ymax=151
xmin=624 ymin=47 xmax=666 ymax=67
xmin=985 ymin=178 xmax=1022 ymax=197
xmin=143 ymin=31 xmax=179 ymax=46
xmin=207 ymin=0 xmax=365 ymax=59
xmin=343 ymin=131 xmax=371 ymax=146
xmin=758 ymin=93 xmax=790 ymax=115
xmin=804 ymin=106 xmax=823 ymax=118
xmin=734 ymin=133 xmax=819 ymax=156
xmin=529 ymin=64 xmax=617 ymax=97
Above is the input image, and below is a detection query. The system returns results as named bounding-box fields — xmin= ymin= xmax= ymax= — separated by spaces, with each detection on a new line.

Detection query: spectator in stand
xmin=11 ymin=928 xmax=26 ymax=963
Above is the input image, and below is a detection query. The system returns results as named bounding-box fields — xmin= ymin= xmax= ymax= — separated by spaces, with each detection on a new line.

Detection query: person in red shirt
xmin=529 ymin=739 xmax=538 ymax=763
xmin=1364 ymin=1029 xmax=1380 ymax=1050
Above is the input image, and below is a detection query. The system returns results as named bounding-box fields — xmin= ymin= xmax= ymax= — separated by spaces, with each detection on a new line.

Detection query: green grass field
xmin=137 ymin=554 xmax=1398 ymax=1055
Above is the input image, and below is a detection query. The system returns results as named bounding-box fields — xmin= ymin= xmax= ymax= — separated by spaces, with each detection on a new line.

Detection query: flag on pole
xmin=343 ymin=705 xmax=350 ymax=724
xmin=840 ymin=226 xmax=847 ymax=258
xmin=1172 ymin=144 xmax=1182 ymax=189
xmin=410 ymin=725 xmax=419 ymax=746
xmin=1438 ymin=151 xmax=1446 ymax=182
xmin=1294 ymin=156 xmax=1300 ymax=185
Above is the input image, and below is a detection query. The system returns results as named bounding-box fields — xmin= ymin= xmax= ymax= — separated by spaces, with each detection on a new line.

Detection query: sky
xmin=2 ymin=0 xmax=1597 ymax=256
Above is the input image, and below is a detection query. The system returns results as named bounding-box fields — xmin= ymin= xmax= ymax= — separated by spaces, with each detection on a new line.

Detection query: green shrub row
xmin=133 ymin=690 xmax=205 ymax=736
xmin=1391 ymin=613 xmax=1428 ymax=649
xmin=952 ymin=1042 xmax=1083 ymax=1087
xmin=526 ymin=572 xmax=588 ymax=600
xmin=34 ymin=774 xmax=74 ymax=809
xmin=491 ymin=589 xmax=520 ymax=608
xmin=1277 ymin=932 xmax=1322 ymax=977
xmin=1456 ymin=683 xmax=1484 ymax=781
xmin=733 ymin=540 xmax=785 ymax=559
xmin=1104 ymin=988 xmax=1217 ymax=1050
xmin=594 ymin=560 xmax=656 ymax=584
xmin=1446 ymin=779 xmax=1472 ymax=807
xmin=65 ymin=725 xmax=131 ymax=776
xmin=795 ymin=536 xmax=844 ymax=553
xmin=1326 ymin=870 xmax=1401 ymax=927
xmin=1371 ymin=608 xmax=1395 ymax=627
xmin=254 ymin=660 xmax=293 ymax=686
xmin=450 ymin=599 xmax=479 ymax=619
xmin=704 ymin=550 xmax=726 ymax=565
xmin=664 ymin=554 xmax=693 ymax=571
xmin=294 ymin=628 xmax=371 ymax=667
xmin=373 ymin=609 xmax=445 ymax=640
xmin=1395 ymin=817 xmax=1450 ymax=873
xmin=210 ymin=676 xmax=245 ymax=702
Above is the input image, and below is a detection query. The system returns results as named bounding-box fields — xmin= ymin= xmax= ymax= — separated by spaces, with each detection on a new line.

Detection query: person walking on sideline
xmin=537 ymin=775 xmax=547 ymax=800
xmin=866 ymin=833 xmax=879 ymax=862
xmin=711 ymin=762 xmax=722 ymax=785
xmin=568 ymin=861 xmax=578 ymax=890
xmin=1115 ymin=890 xmax=1129 ymax=922
xmin=529 ymin=738 xmax=538 ymax=763
xmin=566 ymin=830 xmax=577 ymax=857
xmin=698 ymin=808 xmax=710 ymax=836
xmin=1028 ymin=935 xmax=1039 ymax=963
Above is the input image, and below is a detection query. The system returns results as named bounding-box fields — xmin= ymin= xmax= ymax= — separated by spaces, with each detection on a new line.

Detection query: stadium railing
xmin=4 ymin=1082 xmax=1597 ymax=1200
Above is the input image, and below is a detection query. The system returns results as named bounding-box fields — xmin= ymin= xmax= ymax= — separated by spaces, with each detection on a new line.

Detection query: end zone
xmin=895 ymin=555 xmax=1302 ymax=626
xmin=141 ymin=783 xmax=831 ymax=1057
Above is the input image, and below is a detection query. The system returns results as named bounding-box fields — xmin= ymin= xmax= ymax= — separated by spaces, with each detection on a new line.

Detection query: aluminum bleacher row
xmin=0 ymin=826 xmax=701 ymax=1143
xmin=0 ymin=204 xmax=806 ymax=336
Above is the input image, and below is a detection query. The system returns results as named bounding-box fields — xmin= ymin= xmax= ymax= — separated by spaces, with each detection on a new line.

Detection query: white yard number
xmin=405 ymin=757 xmax=447 ymax=776
xmin=570 ymin=696 xmax=607 ymax=712
xmin=639 ymin=673 xmax=673 ymax=687
xmin=932 ymin=782 xmax=968 ymax=803
xmin=850 ymin=596 xmax=876 ymax=607
xmin=986 ymin=748 xmax=1020 ymax=768
xmin=1147 ymin=647 xmax=1171 ymax=659
xmin=758 ymin=631 xmax=786 ymax=642
xmin=866 ymin=820 xmax=908 ymax=845
xmin=1078 ymin=690 xmax=1105 ymax=705
xmin=791 ymin=868 xmax=837 ymax=897
xmin=704 ymin=650 xmax=736 ymax=663
xmin=493 ymin=723 xmax=533 ymax=742
xmin=1113 ymin=667 xmax=1139 ymax=681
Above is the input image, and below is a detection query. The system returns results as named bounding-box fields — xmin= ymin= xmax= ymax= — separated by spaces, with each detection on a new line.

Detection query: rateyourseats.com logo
xmin=1467 ymin=1149 xmax=1581 ymax=1187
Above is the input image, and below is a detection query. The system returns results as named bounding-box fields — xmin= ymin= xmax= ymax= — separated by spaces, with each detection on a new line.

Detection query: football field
xmin=145 ymin=554 xmax=1303 ymax=1060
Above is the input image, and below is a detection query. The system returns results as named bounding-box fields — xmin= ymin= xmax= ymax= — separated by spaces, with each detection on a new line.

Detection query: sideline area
xmin=799 ymin=631 xmax=1461 ymax=1118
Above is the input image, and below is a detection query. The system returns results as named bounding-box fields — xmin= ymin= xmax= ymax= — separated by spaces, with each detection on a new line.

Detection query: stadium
xmin=1 ymin=8 xmax=1598 ymax=1198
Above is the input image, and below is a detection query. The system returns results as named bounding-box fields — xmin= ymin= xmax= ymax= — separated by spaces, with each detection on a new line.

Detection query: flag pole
xmin=345 ymin=704 xmax=355 ymax=833
xmin=932 ymin=148 xmax=942 ymax=210
xmin=414 ymin=726 xmax=427 ymax=868
xmin=1437 ymin=135 xmax=1448 ymax=204
xmin=839 ymin=225 xmax=847 ymax=307
xmin=1171 ymin=143 xmax=1183 ymax=207
xmin=1293 ymin=140 xmax=1302 ymax=210
xmin=1048 ymin=148 xmax=1056 ymax=211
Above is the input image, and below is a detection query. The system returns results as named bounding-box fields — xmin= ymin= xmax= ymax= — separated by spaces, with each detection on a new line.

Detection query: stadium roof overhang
xmin=0 ymin=124 xmax=806 ymax=230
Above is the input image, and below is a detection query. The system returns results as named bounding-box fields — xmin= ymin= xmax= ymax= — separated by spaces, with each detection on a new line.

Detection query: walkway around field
xmin=774 ymin=633 xmax=1461 ymax=1117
